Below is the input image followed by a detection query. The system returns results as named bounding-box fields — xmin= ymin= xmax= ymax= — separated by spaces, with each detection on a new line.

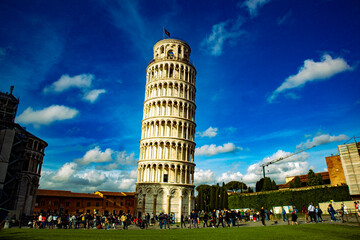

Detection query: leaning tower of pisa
xmin=135 ymin=38 xmax=197 ymax=220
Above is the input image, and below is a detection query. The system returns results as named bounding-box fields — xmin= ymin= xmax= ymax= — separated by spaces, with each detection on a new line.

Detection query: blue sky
xmin=1 ymin=0 xmax=359 ymax=192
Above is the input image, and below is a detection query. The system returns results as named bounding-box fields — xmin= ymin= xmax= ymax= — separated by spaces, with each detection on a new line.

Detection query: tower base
xmin=135 ymin=183 xmax=194 ymax=222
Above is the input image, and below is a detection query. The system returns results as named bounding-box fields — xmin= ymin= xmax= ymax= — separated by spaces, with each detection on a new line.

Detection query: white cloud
xmin=244 ymin=150 xmax=310 ymax=185
xmin=115 ymin=151 xmax=136 ymax=166
xmin=76 ymin=146 xmax=114 ymax=165
xmin=201 ymin=17 xmax=245 ymax=56
xmin=194 ymin=169 xmax=216 ymax=185
xmin=285 ymin=92 xmax=300 ymax=100
xmin=52 ymin=162 xmax=79 ymax=182
xmin=76 ymin=146 xmax=137 ymax=168
xmin=268 ymin=54 xmax=352 ymax=103
xmin=44 ymin=74 xmax=93 ymax=93
xmin=242 ymin=0 xmax=271 ymax=17
xmin=296 ymin=133 xmax=349 ymax=150
xmin=277 ymin=10 xmax=293 ymax=25
xmin=40 ymin=159 xmax=137 ymax=193
xmin=196 ymin=127 xmax=218 ymax=138
xmin=213 ymin=149 xmax=309 ymax=186
xmin=83 ymin=89 xmax=106 ymax=103
xmin=218 ymin=171 xmax=244 ymax=183
xmin=17 ymin=105 xmax=79 ymax=127
xmin=195 ymin=142 xmax=242 ymax=156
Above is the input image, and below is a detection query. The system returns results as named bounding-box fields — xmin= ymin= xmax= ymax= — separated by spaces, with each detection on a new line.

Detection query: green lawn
xmin=1 ymin=224 xmax=359 ymax=240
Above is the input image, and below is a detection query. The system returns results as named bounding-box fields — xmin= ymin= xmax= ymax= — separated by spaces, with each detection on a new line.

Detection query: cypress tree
xmin=307 ymin=169 xmax=317 ymax=186
xmin=223 ymin=189 xmax=229 ymax=209
xmin=210 ymin=186 xmax=216 ymax=210
xmin=215 ymin=184 xmax=220 ymax=209
xmin=198 ymin=190 xmax=204 ymax=210
xmin=255 ymin=178 xmax=264 ymax=192
xmin=271 ymin=180 xmax=277 ymax=190
xmin=262 ymin=177 xmax=272 ymax=191
xmin=219 ymin=187 xmax=224 ymax=209
xmin=315 ymin=173 xmax=324 ymax=185
xmin=294 ymin=176 xmax=302 ymax=188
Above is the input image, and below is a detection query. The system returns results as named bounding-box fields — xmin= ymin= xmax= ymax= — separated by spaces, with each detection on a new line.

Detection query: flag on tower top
xmin=164 ymin=28 xmax=170 ymax=37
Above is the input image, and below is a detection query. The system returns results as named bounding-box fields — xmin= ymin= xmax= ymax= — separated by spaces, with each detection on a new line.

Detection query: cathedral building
xmin=0 ymin=87 xmax=47 ymax=218
xmin=135 ymin=38 xmax=197 ymax=220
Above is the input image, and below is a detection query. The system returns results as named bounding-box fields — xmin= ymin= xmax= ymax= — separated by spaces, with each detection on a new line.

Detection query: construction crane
xmin=260 ymin=145 xmax=316 ymax=178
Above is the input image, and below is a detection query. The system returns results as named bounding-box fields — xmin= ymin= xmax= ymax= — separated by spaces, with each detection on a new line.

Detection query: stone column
xmin=137 ymin=167 xmax=141 ymax=181
xmin=179 ymin=194 xmax=183 ymax=219
xmin=188 ymin=195 xmax=192 ymax=215
xmin=185 ymin=166 xmax=188 ymax=184
xmin=180 ymin=145 xmax=184 ymax=160
xmin=174 ymin=166 xmax=178 ymax=183
xmin=167 ymin=195 xmax=171 ymax=214
xmin=142 ymin=194 xmax=146 ymax=214
xmin=180 ymin=166 xmax=183 ymax=184
xmin=153 ymin=194 xmax=157 ymax=216
xmin=134 ymin=193 xmax=139 ymax=217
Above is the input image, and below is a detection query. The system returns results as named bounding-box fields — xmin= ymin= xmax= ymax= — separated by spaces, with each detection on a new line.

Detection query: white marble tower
xmin=135 ymin=38 xmax=197 ymax=220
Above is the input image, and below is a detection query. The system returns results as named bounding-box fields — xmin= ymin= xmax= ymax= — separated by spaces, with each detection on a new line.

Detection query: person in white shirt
xmin=307 ymin=202 xmax=316 ymax=223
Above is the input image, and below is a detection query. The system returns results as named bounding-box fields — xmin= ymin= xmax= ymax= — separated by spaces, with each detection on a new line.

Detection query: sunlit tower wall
xmin=135 ymin=38 xmax=197 ymax=220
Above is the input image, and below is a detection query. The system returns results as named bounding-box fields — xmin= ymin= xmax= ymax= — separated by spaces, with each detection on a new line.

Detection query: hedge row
xmin=228 ymin=185 xmax=351 ymax=210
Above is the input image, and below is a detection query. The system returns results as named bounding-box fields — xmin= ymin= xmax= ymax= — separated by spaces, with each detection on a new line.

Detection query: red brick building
xmin=34 ymin=189 xmax=135 ymax=215
xmin=325 ymin=155 xmax=346 ymax=186
xmin=277 ymin=171 xmax=330 ymax=189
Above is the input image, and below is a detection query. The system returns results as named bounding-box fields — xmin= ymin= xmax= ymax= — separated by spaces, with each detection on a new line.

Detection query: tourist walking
xmin=181 ymin=214 xmax=186 ymax=228
xmin=291 ymin=207 xmax=298 ymax=225
xmin=158 ymin=213 xmax=164 ymax=229
xmin=203 ymin=212 xmax=209 ymax=228
xmin=308 ymin=202 xmax=316 ymax=223
xmin=302 ymin=205 xmax=307 ymax=223
xmin=260 ymin=206 xmax=266 ymax=226
xmin=121 ymin=213 xmax=127 ymax=229
xmin=164 ymin=214 xmax=170 ymax=229
xmin=282 ymin=207 xmax=288 ymax=222
xmin=316 ymin=206 xmax=323 ymax=222
xmin=190 ymin=210 xmax=198 ymax=228
xmin=328 ymin=204 xmax=336 ymax=221
xmin=217 ymin=212 xmax=225 ymax=228
xmin=211 ymin=210 xmax=217 ymax=227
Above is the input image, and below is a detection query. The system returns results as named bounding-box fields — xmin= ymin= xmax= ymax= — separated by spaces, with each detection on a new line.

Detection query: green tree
xmin=315 ymin=173 xmax=324 ymax=185
xmin=247 ymin=186 xmax=254 ymax=193
xmin=219 ymin=185 xmax=225 ymax=209
xmin=198 ymin=190 xmax=204 ymax=210
xmin=262 ymin=177 xmax=273 ymax=191
xmin=196 ymin=185 xmax=210 ymax=211
xmin=215 ymin=184 xmax=220 ymax=209
xmin=289 ymin=181 xmax=295 ymax=188
xmin=307 ymin=169 xmax=317 ymax=186
xmin=223 ymin=189 xmax=229 ymax=209
xmin=271 ymin=180 xmax=278 ymax=190
xmin=224 ymin=181 xmax=248 ymax=193
xmin=255 ymin=178 xmax=264 ymax=192
xmin=210 ymin=186 xmax=216 ymax=210
xmin=293 ymin=176 xmax=302 ymax=188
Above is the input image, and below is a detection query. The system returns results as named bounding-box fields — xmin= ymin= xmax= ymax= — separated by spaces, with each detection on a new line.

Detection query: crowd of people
xmin=3 ymin=201 xmax=358 ymax=230
xmin=29 ymin=212 xmax=134 ymax=230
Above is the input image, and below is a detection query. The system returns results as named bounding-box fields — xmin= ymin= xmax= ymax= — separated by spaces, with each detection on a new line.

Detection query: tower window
xmin=164 ymin=174 xmax=168 ymax=182
xmin=168 ymin=51 xmax=174 ymax=59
